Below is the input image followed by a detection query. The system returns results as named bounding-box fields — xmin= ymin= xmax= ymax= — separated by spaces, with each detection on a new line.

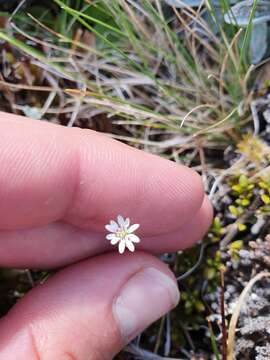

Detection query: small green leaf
xmin=229 ymin=205 xmax=238 ymax=217
xmin=241 ymin=198 xmax=250 ymax=207
xmin=239 ymin=174 xmax=249 ymax=187
xmin=230 ymin=240 xmax=243 ymax=251
xmin=238 ymin=223 xmax=247 ymax=231
xmin=232 ymin=184 xmax=242 ymax=193
xmin=204 ymin=267 xmax=216 ymax=280
xmin=195 ymin=300 xmax=205 ymax=312
xmin=261 ymin=194 xmax=270 ymax=204
xmin=259 ymin=181 xmax=267 ymax=190
xmin=213 ymin=217 xmax=221 ymax=229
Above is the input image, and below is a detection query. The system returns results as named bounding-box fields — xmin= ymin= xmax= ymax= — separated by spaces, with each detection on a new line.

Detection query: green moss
xmin=229 ymin=240 xmax=244 ymax=261
xmin=207 ymin=217 xmax=225 ymax=243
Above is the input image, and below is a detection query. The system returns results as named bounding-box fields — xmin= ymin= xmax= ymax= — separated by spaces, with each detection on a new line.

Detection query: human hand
xmin=0 ymin=112 xmax=212 ymax=359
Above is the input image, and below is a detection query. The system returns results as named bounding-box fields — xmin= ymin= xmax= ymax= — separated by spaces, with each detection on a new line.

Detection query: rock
xmin=255 ymin=345 xmax=270 ymax=360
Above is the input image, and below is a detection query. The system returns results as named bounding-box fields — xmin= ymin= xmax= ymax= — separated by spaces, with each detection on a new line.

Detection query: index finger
xmin=0 ymin=112 xmax=204 ymax=235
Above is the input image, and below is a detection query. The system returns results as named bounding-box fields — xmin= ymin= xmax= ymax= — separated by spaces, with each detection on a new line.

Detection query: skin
xmin=0 ymin=112 xmax=213 ymax=359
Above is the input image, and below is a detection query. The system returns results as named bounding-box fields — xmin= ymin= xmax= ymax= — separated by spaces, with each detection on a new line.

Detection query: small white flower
xmin=105 ymin=215 xmax=140 ymax=254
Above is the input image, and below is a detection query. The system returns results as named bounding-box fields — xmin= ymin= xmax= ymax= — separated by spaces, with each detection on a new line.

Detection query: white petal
xmin=118 ymin=240 xmax=126 ymax=254
xmin=105 ymin=221 xmax=118 ymax=232
xmin=128 ymin=223 xmax=140 ymax=233
xmin=127 ymin=234 xmax=140 ymax=243
xmin=110 ymin=220 xmax=119 ymax=228
xmin=110 ymin=237 xmax=120 ymax=245
xmin=117 ymin=215 xmax=126 ymax=228
xmin=106 ymin=234 xmax=115 ymax=241
xmin=125 ymin=239 xmax=135 ymax=252
xmin=124 ymin=217 xmax=130 ymax=228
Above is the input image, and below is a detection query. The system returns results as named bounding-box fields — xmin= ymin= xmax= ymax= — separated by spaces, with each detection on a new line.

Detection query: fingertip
xmin=154 ymin=163 xmax=205 ymax=232
xmin=181 ymin=166 xmax=205 ymax=211
xmin=202 ymin=195 xmax=214 ymax=227
xmin=182 ymin=194 xmax=213 ymax=248
xmin=177 ymin=194 xmax=213 ymax=249
xmin=140 ymin=194 xmax=213 ymax=253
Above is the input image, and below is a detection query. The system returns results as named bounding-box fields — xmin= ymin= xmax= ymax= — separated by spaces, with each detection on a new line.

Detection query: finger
xmin=141 ymin=195 xmax=213 ymax=253
xmin=0 ymin=196 xmax=212 ymax=268
xmin=0 ymin=112 xmax=204 ymax=235
xmin=0 ymin=252 xmax=180 ymax=360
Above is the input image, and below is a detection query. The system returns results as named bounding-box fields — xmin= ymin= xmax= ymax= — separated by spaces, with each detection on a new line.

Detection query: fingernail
xmin=113 ymin=267 xmax=180 ymax=340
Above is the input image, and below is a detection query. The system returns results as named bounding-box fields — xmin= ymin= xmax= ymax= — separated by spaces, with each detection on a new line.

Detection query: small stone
xmin=263 ymin=108 xmax=270 ymax=123
xmin=251 ymin=217 xmax=265 ymax=235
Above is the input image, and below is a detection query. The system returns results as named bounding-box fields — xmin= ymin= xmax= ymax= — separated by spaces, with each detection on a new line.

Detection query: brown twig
xmin=220 ymin=268 xmax=227 ymax=360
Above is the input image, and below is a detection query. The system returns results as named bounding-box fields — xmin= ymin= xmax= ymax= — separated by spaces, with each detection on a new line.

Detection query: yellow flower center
xmin=116 ymin=229 xmax=128 ymax=240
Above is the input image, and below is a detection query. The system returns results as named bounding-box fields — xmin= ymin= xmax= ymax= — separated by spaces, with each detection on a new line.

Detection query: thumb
xmin=0 ymin=252 xmax=180 ymax=360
